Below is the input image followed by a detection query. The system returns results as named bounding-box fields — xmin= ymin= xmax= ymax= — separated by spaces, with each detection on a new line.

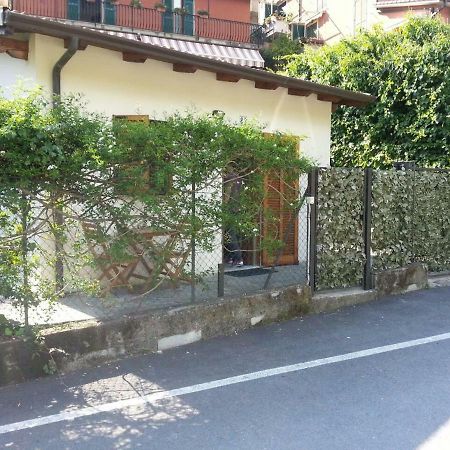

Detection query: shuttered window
xmin=113 ymin=115 xmax=171 ymax=195
xmin=113 ymin=115 xmax=150 ymax=123
xmin=261 ymin=134 xmax=300 ymax=267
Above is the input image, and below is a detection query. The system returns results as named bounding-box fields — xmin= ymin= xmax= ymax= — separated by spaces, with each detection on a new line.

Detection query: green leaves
xmin=260 ymin=34 xmax=304 ymax=72
xmin=372 ymin=169 xmax=450 ymax=272
xmin=283 ymin=17 xmax=450 ymax=169
xmin=0 ymin=91 xmax=314 ymax=314
xmin=316 ymin=168 xmax=365 ymax=290
xmin=316 ymin=168 xmax=449 ymax=290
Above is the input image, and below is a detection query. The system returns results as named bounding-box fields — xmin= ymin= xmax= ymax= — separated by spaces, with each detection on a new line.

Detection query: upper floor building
xmin=2 ymin=0 xmax=266 ymax=68
xmin=259 ymin=0 xmax=449 ymax=44
xmin=5 ymin=0 xmax=264 ymax=47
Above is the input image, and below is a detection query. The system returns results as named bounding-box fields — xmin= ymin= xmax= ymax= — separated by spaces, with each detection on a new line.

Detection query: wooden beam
xmin=341 ymin=100 xmax=366 ymax=108
xmin=255 ymin=81 xmax=278 ymax=90
xmin=173 ymin=63 xmax=197 ymax=73
xmin=0 ymin=37 xmax=28 ymax=52
xmin=122 ymin=52 xmax=147 ymax=63
xmin=64 ymin=38 xmax=88 ymax=50
xmin=216 ymin=72 xmax=240 ymax=83
xmin=332 ymin=103 xmax=339 ymax=113
xmin=288 ymin=88 xmax=312 ymax=97
xmin=317 ymin=94 xmax=342 ymax=103
xmin=0 ymin=37 xmax=29 ymax=60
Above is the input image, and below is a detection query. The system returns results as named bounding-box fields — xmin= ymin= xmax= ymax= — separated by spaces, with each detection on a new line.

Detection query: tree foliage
xmin=283 ymin=17 xmax=450 ymax=168
xmin=0 ymin=90 xmax=116 ymax=324
xmin=260 ymin=34 xmax=304 ymax=72
xmin=0 ymin=90 xmax=312 ymax=324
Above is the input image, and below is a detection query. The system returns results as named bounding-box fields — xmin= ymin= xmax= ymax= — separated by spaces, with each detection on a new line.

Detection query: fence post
xmin=410 ymin=165 xmax=417 ymax=264
xmin=217 ymin=263 xmax=224 ymax=297
xmin=363 ymin=167 xmax=373 ymax=290
xmin=53 ymin=208 xmax=65 ymax=293
xmin=190 ymin=180 xmax=196 ymax=302
xmin=308 ymin=168 xmax=319 ymax=293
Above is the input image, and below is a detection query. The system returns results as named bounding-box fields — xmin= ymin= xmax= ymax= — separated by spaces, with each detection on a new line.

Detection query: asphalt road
xmin=1 ymin=286 xmax=450 ymax=450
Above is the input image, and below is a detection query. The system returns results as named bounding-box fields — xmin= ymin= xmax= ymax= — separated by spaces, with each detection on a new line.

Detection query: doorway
xmin=222 ymin=169 xmax=299 ymax=270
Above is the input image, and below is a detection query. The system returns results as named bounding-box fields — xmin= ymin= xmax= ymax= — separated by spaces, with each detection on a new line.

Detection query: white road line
xmin=1 ymin=331 xmax=450 ymax=436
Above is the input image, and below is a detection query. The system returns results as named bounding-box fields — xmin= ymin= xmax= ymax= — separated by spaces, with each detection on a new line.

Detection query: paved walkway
xmin=0 ymin=263 xmax=306 ymax=325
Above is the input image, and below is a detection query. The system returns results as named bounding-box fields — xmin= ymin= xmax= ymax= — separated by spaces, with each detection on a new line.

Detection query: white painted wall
xmin=24 ymin=34 xmax=332 ymax=166
xmin=286 ymin=0 xmax=442 ymax=44
xmin=0 ymin=54 xmax=36 ymax=97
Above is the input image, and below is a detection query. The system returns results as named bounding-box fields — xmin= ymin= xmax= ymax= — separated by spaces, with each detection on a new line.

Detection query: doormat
xmin=225 ymin=268 xmax=277 ymax=277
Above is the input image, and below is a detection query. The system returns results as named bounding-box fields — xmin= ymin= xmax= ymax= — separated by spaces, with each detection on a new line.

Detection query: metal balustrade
xmin=9 ymin=0 xmax=265 ymax=46
xmin=376 ymin=0 xmax=443 ymax=6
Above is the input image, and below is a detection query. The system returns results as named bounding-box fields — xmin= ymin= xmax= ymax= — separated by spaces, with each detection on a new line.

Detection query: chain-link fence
xmin=0 ymin=171 xmax=312 ymax=326
xmin=218 ymin=173 xmax=310 ymax=299
xmin=4 ymin=163 xmax=445 ymax=326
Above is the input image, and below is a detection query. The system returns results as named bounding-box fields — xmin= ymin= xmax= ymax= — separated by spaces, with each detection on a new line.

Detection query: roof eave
xmin=4 ymin=12 xmax=376 ymax=107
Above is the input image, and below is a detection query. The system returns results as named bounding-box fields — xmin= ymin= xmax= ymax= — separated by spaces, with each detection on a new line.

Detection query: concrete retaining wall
xmin=1 ymin=285 xmax=311 ymax=386
xmin=0 ymin=262 xmax=445 ymax=388
xmin=373 ymin=263 xmax=428 ymax=297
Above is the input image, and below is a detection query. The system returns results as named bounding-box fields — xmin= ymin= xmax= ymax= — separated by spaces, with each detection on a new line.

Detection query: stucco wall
xmin=28 ymin=34 xmax=331 ymax=165
xmin=0 ymin=48 xmax=36 ymax=97
xmin=115 ymin=0 xmax=251 ymax=22
xmin=289 ymin=0 xmax=449 ymax=44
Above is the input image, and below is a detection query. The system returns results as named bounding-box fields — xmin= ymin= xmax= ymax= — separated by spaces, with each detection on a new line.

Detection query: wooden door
xmin=262 ymin=170 xmax=299 ymax=267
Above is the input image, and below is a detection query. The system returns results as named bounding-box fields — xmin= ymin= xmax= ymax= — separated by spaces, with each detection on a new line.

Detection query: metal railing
xmin=9 ymin=0 xmax=265 ymax=46
xmin=376 ymin=0 xmax=443 ymax=5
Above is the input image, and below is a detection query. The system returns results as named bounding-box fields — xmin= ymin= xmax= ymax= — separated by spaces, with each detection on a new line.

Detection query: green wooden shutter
xmin=104 ymin=1 xmax=116 ymax=25
xmin=67 ymin=0 xmax=80 ymax=20
xmin=183 ymin=0 xmax=194 ymax=36
xmin=163 ymin=0 xmax=174 ymax=33
xmin=292 ymin=23 xmax=304 ymax=40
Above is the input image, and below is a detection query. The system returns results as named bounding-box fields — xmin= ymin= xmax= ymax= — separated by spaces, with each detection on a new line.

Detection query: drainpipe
xmin=52 ymin=36 xmax=79 ymax=99
xmin=51 ymin=36 xmax=79 ymax=292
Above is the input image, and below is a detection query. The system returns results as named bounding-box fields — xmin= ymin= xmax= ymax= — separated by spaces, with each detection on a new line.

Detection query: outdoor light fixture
xmin=212 ymin=109 xmax=225 ymax=117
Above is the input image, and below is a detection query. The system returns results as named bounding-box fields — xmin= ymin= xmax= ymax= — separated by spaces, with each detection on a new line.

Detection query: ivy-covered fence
xmin=314 ymin=167 xmax=450 ymax=291
xmin=372 ymin=169 xmax=450 ymax=272
xmin=315 ymin=168 xmax=365 ymax=290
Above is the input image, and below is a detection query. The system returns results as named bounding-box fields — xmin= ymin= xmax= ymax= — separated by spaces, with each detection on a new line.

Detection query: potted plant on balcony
xmin=130 ymin=0 xmax=143 ymax=8
xmin=154 ymin=2 xmax=166 ymax=12
xmin=197 ymin=9 xmax=209 ymax=17
xmin=173 ymin=7 xmax=188 ymax=16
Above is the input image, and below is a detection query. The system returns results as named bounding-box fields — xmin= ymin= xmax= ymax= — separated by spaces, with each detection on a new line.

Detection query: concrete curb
xmin=0 ymin=263 xmax=448 ymax=387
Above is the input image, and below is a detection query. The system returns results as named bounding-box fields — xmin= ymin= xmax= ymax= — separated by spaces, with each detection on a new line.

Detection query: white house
xmin=0 ymin=11 xmax=374 ymax=288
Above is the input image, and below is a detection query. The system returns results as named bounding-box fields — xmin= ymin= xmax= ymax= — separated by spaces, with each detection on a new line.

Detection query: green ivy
xmin=316 ymin=168 xmax=365 ymax=290
xmin=260 ymin=35 xmax=304 ymax=72
xmin=372 ymin=169 xmax=450 ymax=272
xmin=317 ymin=168 xmax=449 ymax=289
xmin=283 ymin=17 xmax=450 ymax=169
xmin=372 ymin=170 xmax=415 ymax=270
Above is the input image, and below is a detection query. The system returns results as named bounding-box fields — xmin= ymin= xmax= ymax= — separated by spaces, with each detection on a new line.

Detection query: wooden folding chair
xmin=135 ymin=229 xmax=191 ymax=288
xmin=81 ymin=221 xmax=153 ymax=292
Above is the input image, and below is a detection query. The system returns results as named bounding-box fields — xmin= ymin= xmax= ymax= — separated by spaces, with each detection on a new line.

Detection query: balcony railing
xmin=9 ymin=0 xmax=265 ymax=46
xmin=376 ymin=0 xmax=443 ymax=6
